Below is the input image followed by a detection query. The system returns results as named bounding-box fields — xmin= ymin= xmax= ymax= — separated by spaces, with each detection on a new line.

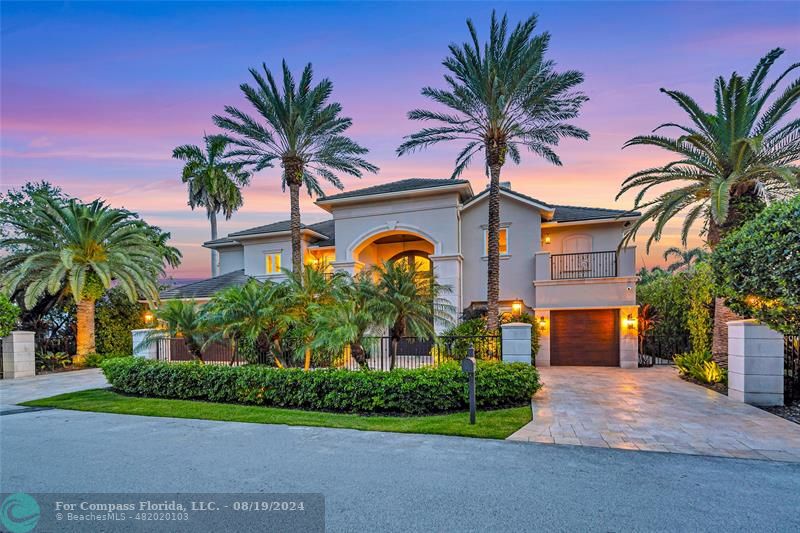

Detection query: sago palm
xmin=662 ymin=246 xmax=709 ymax=272
xmin=0 ymin=197 xmax=169 ymax=358
xmin=213 ymin=61 xmax=378 ymax=274
xmin=397 ymin=11 xmax=588 ymax=329
xmin=373 ymin=260 xmax=455 ymax=370
xmin=148 ymin=299 xmax=210 ymax=362
xmin=618 ymin=48 xmax=800 ymax=251
xmin=173 ymin=134 xmax=250 ymax=276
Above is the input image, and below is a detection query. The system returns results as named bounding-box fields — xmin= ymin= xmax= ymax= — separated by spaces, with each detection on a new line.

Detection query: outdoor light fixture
xmin=143 ymin=310 xmax=154 ymax=324
xmin=625 ymin=313 xmax=636 ymax=329
xmin=544 ymin=234 xmax=551 ymax=244
xmin=538 ymin=316 xmax=547 ymax=329
xmin=512 ymin=301 xmax=522 ymax=315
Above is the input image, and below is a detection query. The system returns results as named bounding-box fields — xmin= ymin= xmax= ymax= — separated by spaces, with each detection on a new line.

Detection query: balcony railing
xmin=550 ymin=250 xmax=617 ymax=280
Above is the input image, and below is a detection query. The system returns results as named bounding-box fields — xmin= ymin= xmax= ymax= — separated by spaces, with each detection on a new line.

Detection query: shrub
xmin=685 ymin=262 xmax=714 ymax=354
xmin=713 ymin=196 xmax=800 ymax=334
xmin=101 ymin=358 xmax=541 ymax=415
xmin=0 ymin=293 xmax=20 ymax=338
xmin=674 ymin=351 xmax=727 ymax=385
xmin=84 ymin=352 xmax=132 ymax=368
xmin=441 ymin=312 xmax=541 ymax=363
xmin=95 ymin=286 xmax=146 ymax=354
xmin=637 ymin=269 xmax=690 ymax=339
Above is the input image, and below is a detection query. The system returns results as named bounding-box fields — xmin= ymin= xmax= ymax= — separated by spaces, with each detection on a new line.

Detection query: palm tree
xmin=662 ymin=246 xmax=709 ymax=272
xmin=617 ymin=48 xmax=800 ymax=359
xmin=617 ymin=48 xmax=799 ymax=251
xmin=397 ymin=11 xmax=588 ymax=330
xmin=0 ymin=197 xmax=170 ymax=359
xmin=148 ymin=299 xmax=209 ymax=362
xmin=173 ymin=134 xmax=250 ymax=277
xmin=373 ymin=260 xmax=455 ymax=369
xmin=213 ymin=61 xmax=379 ymax=275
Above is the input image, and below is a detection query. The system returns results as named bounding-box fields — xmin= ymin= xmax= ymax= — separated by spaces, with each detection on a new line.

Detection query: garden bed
xmin=678 ymin=373 xmax=727 ymax=395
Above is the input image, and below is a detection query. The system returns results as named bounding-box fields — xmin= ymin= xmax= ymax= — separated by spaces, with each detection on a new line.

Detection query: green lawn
xmin=22 ymin=389 xmax=531 ymax=439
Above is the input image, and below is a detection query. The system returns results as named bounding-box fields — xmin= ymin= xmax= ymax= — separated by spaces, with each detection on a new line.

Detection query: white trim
xmin=315 ymin=183 xmax=474 ymax=211
xmin=231 ymin=228 xmax=328 ymax=241
xmin=346 ymin=222 xmax=442 ymax=258
xmin=533 ymin=276 xmax=637 ymax=287
xmin=462 ymin=188 xmax=556 ymax=217
xmin=541 ymin=216 xmax=639 ymax=228
xmin=483 ymin=227 xmax=509 ymax=256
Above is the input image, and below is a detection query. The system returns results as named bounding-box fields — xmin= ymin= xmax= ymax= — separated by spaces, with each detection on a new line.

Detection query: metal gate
xmin=785 ymin=335 xmax=800 ymax=405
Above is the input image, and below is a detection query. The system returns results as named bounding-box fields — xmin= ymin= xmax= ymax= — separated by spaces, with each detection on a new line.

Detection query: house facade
xmin=162 ymin=178 xmax=641 ymax=367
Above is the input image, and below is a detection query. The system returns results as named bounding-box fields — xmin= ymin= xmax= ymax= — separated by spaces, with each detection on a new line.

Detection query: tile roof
xmin=464 ymin=186 xmax=554 ymax=210
xmin=550 ymin=205 xmax=640 ymax=222
xmin=159 ymin=270 xmax=253 ymax=300
xmin=320 ymin=178 xmax=470 ymax=201
xmin=307 ymin=219 xmax=335 ymax=247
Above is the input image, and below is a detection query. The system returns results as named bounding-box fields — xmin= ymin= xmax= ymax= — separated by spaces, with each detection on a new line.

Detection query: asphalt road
xmin=2 ymin=408 xmax=799 ymax=532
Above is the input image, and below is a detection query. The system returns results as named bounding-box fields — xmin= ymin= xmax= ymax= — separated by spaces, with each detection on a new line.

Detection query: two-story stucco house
xmin=161 ymin=178 xmax=641 ymax=367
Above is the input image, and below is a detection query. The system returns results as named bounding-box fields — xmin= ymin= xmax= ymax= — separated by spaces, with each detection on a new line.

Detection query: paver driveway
xmin=0 ymin=368 xmax=107 ymax=412
xmin=509 ymin=366 xmax=800 ymax=462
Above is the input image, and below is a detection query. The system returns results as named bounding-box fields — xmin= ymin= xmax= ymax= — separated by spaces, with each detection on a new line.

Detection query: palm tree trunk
xmin=350 ymin=342 xmax=369 ymax=370
xmin=289 ymin=181 xmax=303 ymax=276
xmin=486 ymin=163 xmax=502 ymax=331
xmin=209 ymin=210 xmax=219 ymax=277
xmin=75 ymin=298 xmax=96 ymax=363
xmin=304 ymin=348 xmax=311 ymax=371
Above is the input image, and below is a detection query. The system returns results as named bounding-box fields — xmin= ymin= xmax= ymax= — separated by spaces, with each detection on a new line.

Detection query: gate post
xmin=131 ymin=329 xmax=163 ymax=360
xmin=501 ymin=322 xmax=532 ymax=365
xmin=1 ymin=331 xmax=36 ymax=379
xmin=727 ymin=320 xmax=783 ymax=406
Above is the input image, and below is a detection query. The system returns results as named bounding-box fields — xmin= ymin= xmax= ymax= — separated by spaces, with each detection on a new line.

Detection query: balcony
xmin=550 ymin=251 xmax=617 ymax=280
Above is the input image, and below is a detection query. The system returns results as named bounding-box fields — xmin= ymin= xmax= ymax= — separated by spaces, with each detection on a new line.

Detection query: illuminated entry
xmin=265 ymin=252 xmax=281 ymax=274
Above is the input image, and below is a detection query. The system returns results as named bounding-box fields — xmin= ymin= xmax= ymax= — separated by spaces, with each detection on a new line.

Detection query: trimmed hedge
xmin=101 ymin=358 xmax=541 ymax=415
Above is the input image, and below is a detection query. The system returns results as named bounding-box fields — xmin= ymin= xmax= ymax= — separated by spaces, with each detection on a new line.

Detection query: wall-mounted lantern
xmin=512 ymin=301 xmax=522 ymax=315
xmin=143 ymin=310 xmax=155 ymax=324
xmin=538 ymin=316 xmax=547 ymax=329
xmin=625 ymin=313 xmax=637 ymax=330
xmin=544 ymin=234 xmax=551 ymax=245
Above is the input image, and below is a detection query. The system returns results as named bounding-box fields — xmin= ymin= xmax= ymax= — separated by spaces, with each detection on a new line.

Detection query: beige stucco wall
xmin=461 ymin=194 xmax=542 ymax=309
xmin=533 ymin=277 xmax=637 ymax=309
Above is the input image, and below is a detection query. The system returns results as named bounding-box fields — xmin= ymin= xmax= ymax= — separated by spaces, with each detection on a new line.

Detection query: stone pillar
xmin=533 ymin=309 xmax=550 ymax=367
xmin=534 ymin=252 xmax=551 ymax=281
xmin=501 ymin=322 xmax=532 ymax=365
xmin=132 ymin=329 xmax=163 ymax=360
xmin=430 ymin=254 xmax=462 ymax=333
xmin=330 ymin=260 xmax=364 ymax=276
xmin=619 ymin=306 xmax=639 ymax=369
xmin=2 ymin=331 xmax=36 ymax=378
xmin=728 ymin=320 xmax=784 ymax=406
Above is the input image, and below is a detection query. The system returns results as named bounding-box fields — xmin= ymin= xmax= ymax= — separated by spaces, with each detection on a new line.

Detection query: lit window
xmin=265 ymin=252 xmax=281 ymax=274
xmin=484 ymin=228 xmax=509 ymax=255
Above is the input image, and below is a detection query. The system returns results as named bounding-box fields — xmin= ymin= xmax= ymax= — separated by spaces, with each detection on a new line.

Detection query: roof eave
xmin=462 ymin=188 xmax=555 ymax=217
xmin=541 ymin=215 xmax=640 ymax=228
xmin=315 ymin=182 xmax=474 ymax=212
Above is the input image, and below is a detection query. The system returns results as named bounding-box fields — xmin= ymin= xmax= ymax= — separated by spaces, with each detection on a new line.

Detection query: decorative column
xmin=728 ymin=320 xmax=784 ymax=406
xmin=330 ymin=260 xmax=364 ymax=276
xmin=131 ymin=329 xmax=164 ymax=360
xmin=619 ymin=306 xmax=639 ymax=368
xmin=429 ymin=253 xmax=462 ymax=333
xmin=501 ymin=322 xmax=532 ymax=365
xmin=1 ymin=331 xmax=36 ymax=379
xmin=533 ymin=309 xmax=550 ymax=367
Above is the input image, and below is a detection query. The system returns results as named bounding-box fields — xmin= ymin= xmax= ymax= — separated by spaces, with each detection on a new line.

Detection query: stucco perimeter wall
xmin=332 ymin=192 xmax=462 ymax=261
xmin=218 ymin=247 xmax=244 ymax=275
xmin=534 ymin=277 xmax=637 ymax=309
xmin=461 ymin=195 xmax=542 ymax=309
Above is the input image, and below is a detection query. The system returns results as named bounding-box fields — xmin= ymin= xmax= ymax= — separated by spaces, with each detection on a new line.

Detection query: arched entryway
xmin=352 ymin=230 xmax=435 ymax=270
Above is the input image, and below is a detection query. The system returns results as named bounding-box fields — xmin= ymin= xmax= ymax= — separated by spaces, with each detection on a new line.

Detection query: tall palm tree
xmin=213 ymin=61 xmax=379 ymax=274
xmin=662 ymin=246 xmax=709 ymax=272
xmin=373 ymin=260 xmax=455 ymax=370
xmin=0 ymin=197 xmax=171 ymax=359
xmin=617 ymin=48 xmax=800 ymax=359
xmin=617 ymin=48 xmax=799 ymax=251
xmin=397 ymin=11 xmax=588 ymax=330
xmin=173 ymin=134 xmax=250 ymax=277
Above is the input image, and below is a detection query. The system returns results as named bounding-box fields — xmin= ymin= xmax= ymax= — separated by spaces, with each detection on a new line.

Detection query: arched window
xmin=388 ymin=250 xmax=431 ymax=273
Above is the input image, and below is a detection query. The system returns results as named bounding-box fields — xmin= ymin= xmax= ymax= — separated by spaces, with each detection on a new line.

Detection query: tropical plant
xmin=205 ymin=280 xmax=292 ymax=367
xmin=310 ymin=272 xmax=384 ymax=370
xmin=674 ymin=351 xmax=727 ymax=385
xmin=0 ymin=197 xmax=175 ymax=360
xmin=36 ymin=351 xmax=71 ymax=372
xmin=618 ymin=48 xmax=799 ymax=251
xmin=373 ymin=260 xmax=455 ymax=369
xmin=213 ymin=61 xmax=378 ymax=274
xmin=0 ymin=293 xmax=19 ymax=338
xmin=397 ymin=11 xmax=588 ymax=330
xmin=637 ymin=303 xmax=659 ymax=356
xmin=662 ymin=246 xmax=709 ymax=272
xmin=147 ymin=300 xmax=209 ymax=362
xmin=685 ymin=262 xmax=714 ymax=354
xmin=173 ymin=134 xmax=250 ymax=276
xmin=94 ymin=286 xmax=146 ymax=355
xmin=636 ymin=270 xmax=690 ymax=341
xmin=714 ymin=196 xmax=800 ymax=334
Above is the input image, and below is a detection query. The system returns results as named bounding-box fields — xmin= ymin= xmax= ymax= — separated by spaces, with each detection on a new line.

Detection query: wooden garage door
xmin=551 ymin=309 xmax=619 ymax=366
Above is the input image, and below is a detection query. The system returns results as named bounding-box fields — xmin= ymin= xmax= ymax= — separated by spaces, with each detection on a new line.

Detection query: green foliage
xmin=636 ymin=269 xmax=690 ymax=339
xmin=148 ymin=300 xmax=209 ymax=361
xmin=674 ymin=351 xmax=727 ymax=385
xmin=84 ymin=352 xmax=131 ymax=368
xmin=0 ymin=293 xmax=20 ymax=338
xmin=95 ymin=287 xmax=146 ymax=354
xmin=618 ymin=48 xmax=800 ymax=250
xmin=713 ymin=197 xmax=800 ymax=334
xmin=36 ymin=351 xmax=71 ymax=372
xmin=102 ymin=358 xmax=541 ymax=416
xmin=663 ymin=247 xmax=709 ymax=272
xmin=686 ymin=262 xmax=714 ymax=354
xmin=441 ymin=313 xmax=541 ymax=363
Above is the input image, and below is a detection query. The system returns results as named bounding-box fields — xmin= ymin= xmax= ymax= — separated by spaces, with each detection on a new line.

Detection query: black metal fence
xmin=339 ymin=334 xmax=501 ymax=371
xmin=550 ymin=251 xmax=617 ymax=280
xmin=154 ymin=334 xmax=501 ymax=371
xmin=786 ymin=335 xmax=800 ymax=405
xmin=638 ymin=333 xmax=691 ymax=367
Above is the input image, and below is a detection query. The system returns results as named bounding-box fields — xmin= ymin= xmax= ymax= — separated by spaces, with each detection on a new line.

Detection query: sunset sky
xmin=2 ymin=1 xmax=798 ymax=279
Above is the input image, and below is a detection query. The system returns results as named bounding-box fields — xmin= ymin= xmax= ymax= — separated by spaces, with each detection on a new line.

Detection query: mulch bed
xmin=762 ymin=402 xmax=800 ymax=425
xmin=678 ymin=373 xmax=728 ymax=395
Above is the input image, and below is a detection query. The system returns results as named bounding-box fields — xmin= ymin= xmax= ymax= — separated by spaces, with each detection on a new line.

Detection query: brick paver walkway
xmin=0 ymin=368 xmax=108 ymax=411
xmin=509 ymin=367 xmax=800 ymax=462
